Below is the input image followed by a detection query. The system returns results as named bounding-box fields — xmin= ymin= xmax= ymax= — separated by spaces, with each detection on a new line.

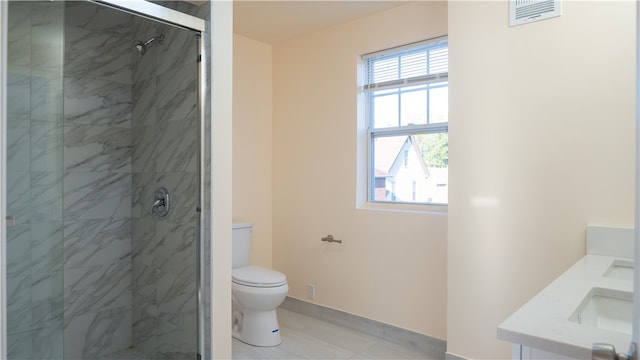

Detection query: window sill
xmin=357 ymin=200 xmax=448 ymax=215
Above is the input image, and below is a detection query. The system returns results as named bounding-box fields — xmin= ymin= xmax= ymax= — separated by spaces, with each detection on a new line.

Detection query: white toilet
xmin=232 ymin=223 xmax=288 ymax=346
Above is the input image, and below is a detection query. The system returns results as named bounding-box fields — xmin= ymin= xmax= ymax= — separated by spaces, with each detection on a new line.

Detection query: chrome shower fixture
xmin=134 ymin=34 xmax=164 ymax=54
xmin=151 ymin=187 xmax=170 ymax=217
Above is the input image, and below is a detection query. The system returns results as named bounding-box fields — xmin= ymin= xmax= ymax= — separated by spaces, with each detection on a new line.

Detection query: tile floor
xmin=233 ymin=309 xmax=439 ymax=359
xmin=102 ymin=308 xmax=438 ymax=360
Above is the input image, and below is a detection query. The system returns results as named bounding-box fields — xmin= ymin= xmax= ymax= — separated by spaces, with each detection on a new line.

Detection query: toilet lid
xmin=232 ymin=266 xmax=287 ymax=287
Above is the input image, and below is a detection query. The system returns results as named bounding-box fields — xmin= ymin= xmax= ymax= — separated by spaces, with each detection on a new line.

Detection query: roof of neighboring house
xmin=373 ymin=136 xmax=407 ymax=175
xmin=374 ymin=135 xmax=431 ymax=178
xmin=409 ymin=135 xmax=430 ymax=178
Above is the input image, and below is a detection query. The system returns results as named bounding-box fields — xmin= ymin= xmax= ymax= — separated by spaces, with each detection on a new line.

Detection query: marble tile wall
xmin=6 ymin=2 xmax=202 ymax=359
xmin=6 ymin=1 xmax=65 ymax=359
xmin=62 ymin=3 xmax=134 ymax=359
xmin=130 ymin=14 xmax=199 ymax=360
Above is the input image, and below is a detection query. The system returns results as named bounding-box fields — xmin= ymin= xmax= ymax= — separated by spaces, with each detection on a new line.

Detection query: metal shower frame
xmin=90 ymin=1 xmax=211 ymax=357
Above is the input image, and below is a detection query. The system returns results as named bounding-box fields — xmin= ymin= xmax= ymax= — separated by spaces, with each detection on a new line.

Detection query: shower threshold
xmin=100 ymin=348 xmax=148 ymax=360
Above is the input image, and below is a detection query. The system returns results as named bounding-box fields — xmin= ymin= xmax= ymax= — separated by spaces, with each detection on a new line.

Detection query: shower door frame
xmin=0 ymin=1 xmax=7 ymax=357
xmin=94 ymin=0 xmax=205 ymax=31
xmin=0 ymin=1 xmax=210 ymax=358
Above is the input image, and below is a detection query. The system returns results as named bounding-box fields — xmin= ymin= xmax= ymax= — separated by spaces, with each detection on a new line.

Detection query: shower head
xmin=134 ymin=34 xmax=164 ymax=55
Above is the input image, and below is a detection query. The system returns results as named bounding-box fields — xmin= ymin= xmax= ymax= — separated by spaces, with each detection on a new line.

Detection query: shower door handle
xmin=5 ymin=216 xmax=15 ymax=227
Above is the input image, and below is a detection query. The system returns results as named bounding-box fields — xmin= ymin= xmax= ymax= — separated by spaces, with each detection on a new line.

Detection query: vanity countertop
xmin=497 ymin=253 xmax=632 ymax=359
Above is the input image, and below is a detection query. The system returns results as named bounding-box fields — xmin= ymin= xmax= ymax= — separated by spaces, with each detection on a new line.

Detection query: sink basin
xmin=604 ymin=260 xmax=634 ymax=281
xmin=569 ymin=288 xmax=632 ymax=334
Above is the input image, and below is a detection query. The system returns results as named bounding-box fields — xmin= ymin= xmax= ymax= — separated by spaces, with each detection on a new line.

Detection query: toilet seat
xmin=232 ymin=266 xmax=287 ymax=288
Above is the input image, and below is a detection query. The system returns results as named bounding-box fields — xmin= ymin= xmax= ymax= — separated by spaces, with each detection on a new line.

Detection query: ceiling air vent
xmin=509 ymin=0 xmax=561 ymax=27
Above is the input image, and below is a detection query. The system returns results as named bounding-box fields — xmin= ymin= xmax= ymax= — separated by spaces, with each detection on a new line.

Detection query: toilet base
xmin=233 ymin=308 xmax=282 ymax=347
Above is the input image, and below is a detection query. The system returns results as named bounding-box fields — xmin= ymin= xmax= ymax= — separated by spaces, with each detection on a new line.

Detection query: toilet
xmin=232 ymin=223 xmax=288 ymax=346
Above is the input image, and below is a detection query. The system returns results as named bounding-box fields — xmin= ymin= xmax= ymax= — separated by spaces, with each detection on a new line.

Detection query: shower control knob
xmin=151 ymin=187 xmax=170 ymax=217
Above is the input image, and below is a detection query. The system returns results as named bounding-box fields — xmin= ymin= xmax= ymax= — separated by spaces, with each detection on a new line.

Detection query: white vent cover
xmin=509 ymin=0 xmax=561 ymax=27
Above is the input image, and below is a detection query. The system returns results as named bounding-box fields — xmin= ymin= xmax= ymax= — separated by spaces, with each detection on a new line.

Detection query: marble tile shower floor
xmin=233 ymin=309 xmax=438 ymax=359
xmin=101 ymin=348 xmax=148 ymax=360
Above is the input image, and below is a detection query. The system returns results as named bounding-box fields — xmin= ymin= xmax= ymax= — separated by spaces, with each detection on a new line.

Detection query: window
xmin=363 ymin=37 xmax=448 ymax=205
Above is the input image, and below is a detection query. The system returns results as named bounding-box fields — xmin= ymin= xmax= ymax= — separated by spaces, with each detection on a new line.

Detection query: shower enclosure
xmin=3 ymin=1 xmax=211 ymax=359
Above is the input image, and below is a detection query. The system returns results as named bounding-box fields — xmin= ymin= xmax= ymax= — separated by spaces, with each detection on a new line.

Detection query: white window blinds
xmin=363 ymin=38 xmax=448 ymax=92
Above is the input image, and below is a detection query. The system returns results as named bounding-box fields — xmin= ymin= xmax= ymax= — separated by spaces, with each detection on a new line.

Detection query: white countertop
xmin=497 ymin=254 xmax=632 ymax=359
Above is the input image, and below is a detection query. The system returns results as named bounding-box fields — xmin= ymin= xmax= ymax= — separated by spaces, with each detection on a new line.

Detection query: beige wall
xmin=272 ymin=2 xmax=448 ymax=339
xmin=211 ymin=0 xmax=233 ymax=358
xmin=232 ymin=34 xmax=274 ymax=268
xmin=447 ymin=2 xmax=636 ymax=359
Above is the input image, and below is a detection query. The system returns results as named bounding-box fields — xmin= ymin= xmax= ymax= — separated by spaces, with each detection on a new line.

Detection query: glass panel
xmin=6 ymin=1 xmax=207 ymax=359
xmin=372 ymin=133 xmax=448 ymax=204
xmin=429 ymin=83 xmax=448 ymax=124
xmin=129 ymin=8 xmax=201 ymax=360
xmin=371 ymin=83 xmax=449 ymax=128
xmin=7 ymin=1 xmax=65 ymax=359
xmin=372 ymin=90 xmax=399 ymax=128
xmin=400 ymin=86 xmax=427 ymax=126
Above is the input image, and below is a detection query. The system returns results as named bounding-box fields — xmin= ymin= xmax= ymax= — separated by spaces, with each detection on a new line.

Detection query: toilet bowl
xmin=232 ymin=224 xmax=288 ymax=347
xmin=232 ymin=266 xmax=288 ymax=346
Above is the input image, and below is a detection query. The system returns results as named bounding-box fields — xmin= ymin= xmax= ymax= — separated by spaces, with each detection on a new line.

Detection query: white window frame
xmin=363 ymin=36 xmax=449 ymax=208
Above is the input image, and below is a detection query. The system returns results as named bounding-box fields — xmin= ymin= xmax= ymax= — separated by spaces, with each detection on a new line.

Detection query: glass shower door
xmin=6 ymin=1 xmax=65 ymax=358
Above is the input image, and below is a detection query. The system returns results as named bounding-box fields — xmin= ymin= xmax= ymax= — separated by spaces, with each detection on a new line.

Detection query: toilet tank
xmin=232 ymin=223 xmax=253 ymax=269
